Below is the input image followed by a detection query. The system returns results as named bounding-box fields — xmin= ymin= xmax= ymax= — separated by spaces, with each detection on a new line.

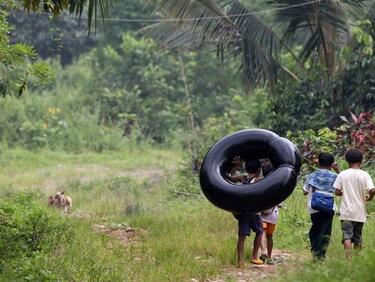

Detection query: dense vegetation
xmin=1 ymin=0 xmax=375 ymax=281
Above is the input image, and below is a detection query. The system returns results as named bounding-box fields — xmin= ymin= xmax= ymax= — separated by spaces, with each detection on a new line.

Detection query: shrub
xmin=339 ymin=112 xmax=375 ymax=165
xmin=167 ymin=163 xmax=202 ymax=199
xmin=288 ymin=114 xmax=375 ymax=174
xmin=0 ymin=94 xmax=126 ymax=152
xmin=0 ymin=192 xmax=73 ymax=279
xmin=287 ymin=128 xmax=346 ymax=173
xmin=267 ymin=68 xmax=335 ymax=135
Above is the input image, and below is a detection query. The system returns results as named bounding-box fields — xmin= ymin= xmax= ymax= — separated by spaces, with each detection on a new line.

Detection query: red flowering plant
xmin=339 ymin=112 xmax=375 ymax=165
xmin=287 ymin=128 xmax=342 ymax=174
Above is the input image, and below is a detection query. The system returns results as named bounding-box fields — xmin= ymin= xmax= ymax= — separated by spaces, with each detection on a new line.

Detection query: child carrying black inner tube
xmin=227 ymin=158 xmax=279 ymax=266
xmin=200 ymin=129 xmax=301 ymax=268
xmin=228 ymin=158 xmax=265 ymax=267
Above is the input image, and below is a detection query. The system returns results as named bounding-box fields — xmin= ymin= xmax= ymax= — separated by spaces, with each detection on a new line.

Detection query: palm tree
xmin=22 ymin=0 xmax=111 ymax=31
xmin=147 ymin=0 xmax=374 ymax=88
xmin=21 ymin=0 xmax=375 ymax=88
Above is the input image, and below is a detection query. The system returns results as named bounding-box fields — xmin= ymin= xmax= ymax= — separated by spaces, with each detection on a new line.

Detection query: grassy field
xmin=0 ymin=146 xmax=178 ymax=190
xmin=1 ymin=148 xmax=375 ymax=281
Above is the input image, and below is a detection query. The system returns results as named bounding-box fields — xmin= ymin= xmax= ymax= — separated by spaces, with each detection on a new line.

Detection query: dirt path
xmin=92 ymin=223 xmax=147 ymax=246
xmin=205 ymin=250 xmax=304 ymax=282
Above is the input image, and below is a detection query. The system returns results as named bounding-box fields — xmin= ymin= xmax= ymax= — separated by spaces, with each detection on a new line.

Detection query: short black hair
xmin=245 ymin=159 xmax=261 ymax=173
xmin=318 ymin=152 xmax=335 ymax=167
xmin=345 ymin=148 xmax=363 ymax=164
xmin=261 ymin=159 xmax=274 ymax=176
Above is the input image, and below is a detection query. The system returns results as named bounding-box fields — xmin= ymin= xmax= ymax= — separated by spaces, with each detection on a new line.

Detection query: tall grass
xmin=1 ymin=149 xmax=374 ymax=281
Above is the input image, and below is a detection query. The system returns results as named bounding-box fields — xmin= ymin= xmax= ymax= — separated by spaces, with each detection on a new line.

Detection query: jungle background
xmin=1 ymin=0 xmax=375 ymax=281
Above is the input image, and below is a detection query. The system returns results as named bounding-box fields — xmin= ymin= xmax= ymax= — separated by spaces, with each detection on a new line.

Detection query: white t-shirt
xmin=261 ymin=206 xmax=278 ymax=224
xmin=333 ymin=168 xmax=375 ymax=223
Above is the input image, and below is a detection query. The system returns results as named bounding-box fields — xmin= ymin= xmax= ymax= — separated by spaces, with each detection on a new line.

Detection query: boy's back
xmin=334 ymin=168 xmax=374 ymax=222
xmin=334 ymin=149 xmax=375 ymax=259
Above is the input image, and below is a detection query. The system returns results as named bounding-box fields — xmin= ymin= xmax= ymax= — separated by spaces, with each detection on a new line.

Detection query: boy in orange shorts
xmin=260 ymin=206 xmax=278 ymax=264
xmin=258 ymin=162 xmax=278 ymax=265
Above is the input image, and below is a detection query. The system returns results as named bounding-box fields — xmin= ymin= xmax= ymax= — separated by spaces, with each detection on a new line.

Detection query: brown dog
xmin=48 ymin=191 xmax=72 ymax=214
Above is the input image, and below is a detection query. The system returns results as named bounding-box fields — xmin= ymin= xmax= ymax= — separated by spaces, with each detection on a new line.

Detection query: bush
xmin=0 ymin=192 xmax=73 ymax=280
xmin=267 ymin=68 xmax=334 ymax=135
xmin=0 ymin=94 xmax=127 ymax=152
xmin=267 ymin=23 xmax=375 ymax=135
xmin=287 ymin=128 xmax=346 ymax=173
xmin=287 ymin=116 xmax=375 ymax=174
xmin=167 ymin=163 xmax=202 ymax=199
xmin=339 ymin=112 xmax=375 ymax=165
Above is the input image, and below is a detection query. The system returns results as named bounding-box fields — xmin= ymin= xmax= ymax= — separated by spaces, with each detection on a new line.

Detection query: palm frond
xmin=272 ymin=0 xmax=367 ymax=71
xmin=227 ymin=0 xmax=283 ymax=86
xmin=274 ymin=1 xmax=348 ymax=41
xmin=146 ymin=0 xmax=237 ymax=49
xmin=22 ymin=0 xmax=113 ymax=32
xmin=148 ymin=0 xmax=299 ymax=88
xmin=145 ymin=22 xmax=205 ymax=50
xmin=367 ymin=1 xmax=375 ymax=24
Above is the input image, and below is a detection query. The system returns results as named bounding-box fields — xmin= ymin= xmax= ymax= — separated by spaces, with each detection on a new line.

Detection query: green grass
xmin=1 ymin=148 xmax=375 ymax=281
xmin=0 ymin=147 xmax=179 ymax=190
xmin=273 ymin=171 xmax=375 ymax=282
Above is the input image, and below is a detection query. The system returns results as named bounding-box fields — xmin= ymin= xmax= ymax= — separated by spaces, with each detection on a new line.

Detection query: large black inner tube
xmin=199 ymin=129 xmax=301 ymax=213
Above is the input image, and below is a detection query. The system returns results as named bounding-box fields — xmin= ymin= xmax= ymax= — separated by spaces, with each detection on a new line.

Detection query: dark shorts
xmin=341 ymin=220 xmax=364 ymax=244
xmin=238 ymin=213 xmax=263 ymax=236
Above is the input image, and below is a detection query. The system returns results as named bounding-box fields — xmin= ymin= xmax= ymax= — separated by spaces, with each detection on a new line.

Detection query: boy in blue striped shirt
xmin=303 ymin=153 xmax=339 ymax=260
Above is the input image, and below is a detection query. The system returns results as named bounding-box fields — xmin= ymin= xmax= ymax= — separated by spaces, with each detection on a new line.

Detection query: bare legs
xmin=237 ymin=232 xmax=263 ymax=268
xmin=266 ymin=234 xmax=273 ymax=258
xmin=252 ymin=232 xmax=263 ymax=260
xmin=260 ymin=232 xmax=273 ymax=263
xmin=260 ymin=232 xmax=267 ymax=257
xmin=237 ymin=235 xmax=246 ymax=268
xmin=341 ymin=221 xmax=363 ymax=260
xmin=343 ymin=239 xmax=362 ymax=260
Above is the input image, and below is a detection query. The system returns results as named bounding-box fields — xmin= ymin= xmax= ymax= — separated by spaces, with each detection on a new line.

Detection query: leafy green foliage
xmin=0 ymin=2 xmax=54 ymax=96
xmin=149 ymin=0 xmax=294 ymax=88
xmin=168 ymin=163 xmax=201 ymax=199
xmin=0 ymin=93 xmax=126 ymax=152
xmin=267 ymin=21 xmax=375 ymax=135
xmin=287 ymin=115 xmax=375 ymax=174
xmin=266 ymin=67 xmax=334 ymax=134
xmin=192 ymin=89 xmax=267 ymax=159
xmin=287 ymin=128 xmax=344 ymax=173
xmin=0 ymin=192 xmax=72 ymax=280
xmin=1 ymin=22 xmax=252 ymax=151
xmin=339 ymin=21 xmax=375 ymax=115
xmin=339 ymin=112 xmax=375 ymax=164
xmin=82 ymin=33 xmax=244 ymax=142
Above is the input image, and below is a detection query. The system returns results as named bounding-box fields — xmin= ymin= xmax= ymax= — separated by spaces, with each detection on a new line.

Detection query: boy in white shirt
xmin=334 ymin=149 xmax=375 ymax=259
